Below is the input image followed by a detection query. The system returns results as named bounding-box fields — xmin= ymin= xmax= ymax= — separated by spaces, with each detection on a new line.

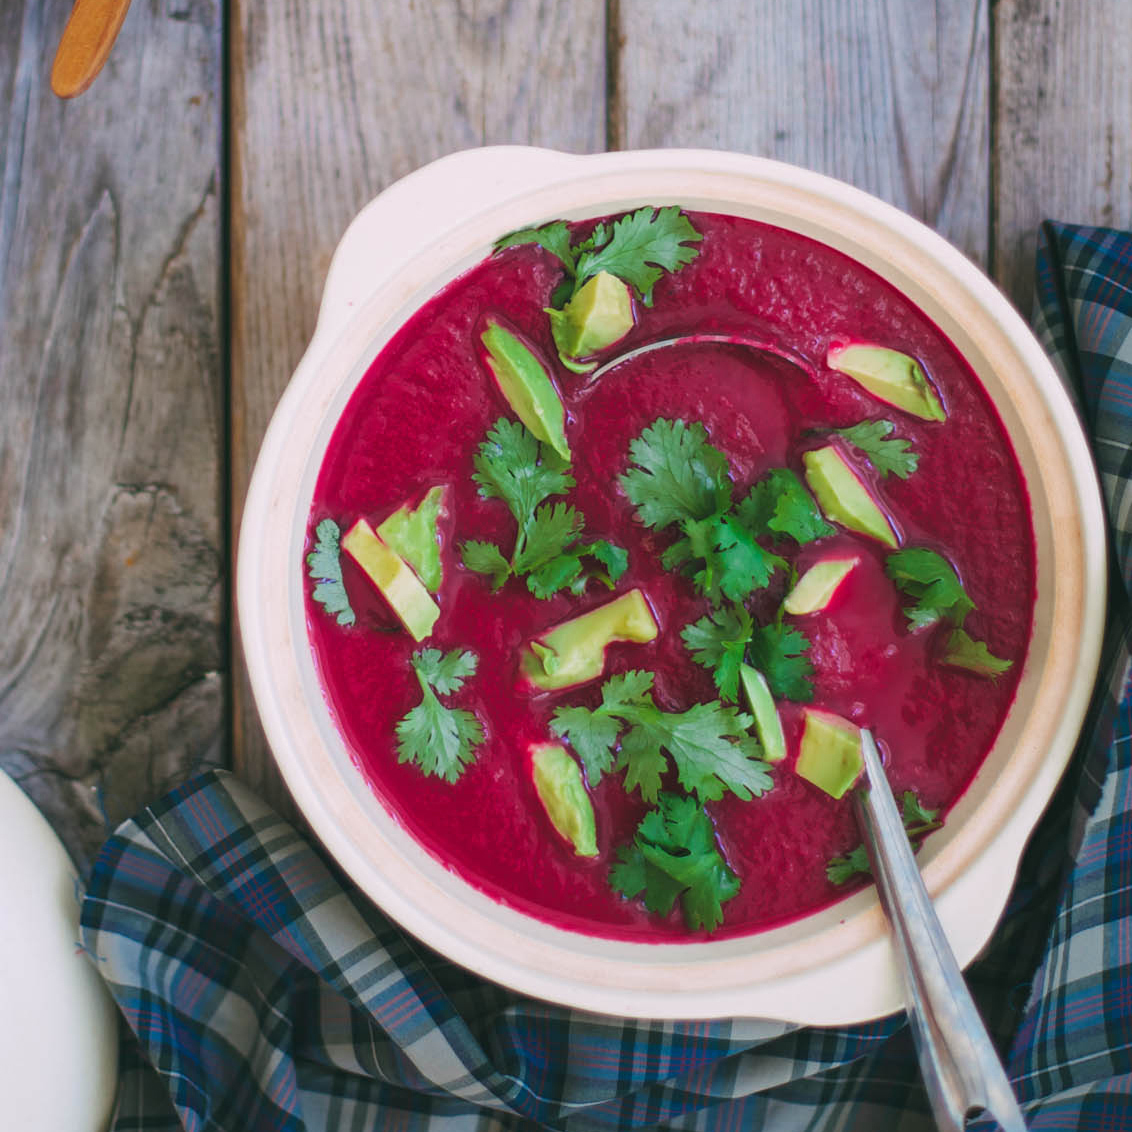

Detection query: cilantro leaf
xmin=307 ymin=518 xmax=356 ymax=626
xmin=574 ymin=207 xmax=703 ymax=307
xmin=472 ymin=418 xmax=574 ymax=523
xmin=621 ymin=419 xmax=732 ymax=530
xmin=514 ymin=504 xmax=628 ymax=599
xmin=610 ymin=844 xmax=686 ymax=917
xmin=586 ymin=539 xmax=629 ymax=584
xmin=886 ymin=547 xmax=975 ymax=630
xmin=411 ymin=647 xmax=477 ymax=695
xmin=708 ymin=514 xmax=786 ymax=602
xmin=494 ymin=209 xmax=702 ymax=314
xmin=659 ymin=513 xmax=783 ymax=605
xmin=736 ymin=469 xmax=834 ymax=546
xmin=493 ymin=221 xmax=575 ymax=273
xmin=529 ymin=539 xmax=630 ymax=599
xmin=466 ymin=419 xmax=621 ymax=599
xmin=617 ymin=699 xmax=768 ymax=803
xmin=826 ymin=845 xmax=871 ymax=885
xmin=550 ymin=670 xmax=656 ymax=785
xmin=459 ymin=540 xmax=512 ymax=589
xmin=833 ymin=420 xmax=919 ymax=479
xmin=601 ymin=668 xmax=658 ymax=705
xmin=747 ymin=622 xmax=814 ymax=702
xmin=551 ymin=671 xmax=771 ymax=803
xmin=942 ymin=629 xmax=1013 ymax=677
xmin=610 ymin=793 xmax=740 ymax=931
xmin=550 ymin=705 xmax=623 ymax=784
xmin=618 ymin=727 xmax=671 ymax=802
xmin=527 ymin=554 xmax=584 ymax=599
xmin=827 ymin=791 xmax=941 ymax=884
xmin=901 ymin=791 xmax=942 ymax=832
xmin=396 ymin=650 xmax=484 ymax=783
xmin=514 ymin=502 xmax=583 ymax=574
xmin=682 ymin=604 xmax=754 ymax=702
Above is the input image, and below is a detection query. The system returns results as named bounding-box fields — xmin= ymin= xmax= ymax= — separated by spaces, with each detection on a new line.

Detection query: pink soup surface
xmin=306 ymin=210 xmax=1035 ymax=940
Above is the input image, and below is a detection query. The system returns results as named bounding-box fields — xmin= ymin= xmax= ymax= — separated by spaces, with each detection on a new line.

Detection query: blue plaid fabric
xmin=80 ymin=223 xmax=1132 ymax=1131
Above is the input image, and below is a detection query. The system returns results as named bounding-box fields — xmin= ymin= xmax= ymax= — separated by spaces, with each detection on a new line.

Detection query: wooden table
xmin=2 ymin=0 xmax=1129 ymax=869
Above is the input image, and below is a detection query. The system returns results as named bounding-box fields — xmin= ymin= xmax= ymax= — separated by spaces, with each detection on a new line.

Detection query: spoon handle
xmin=51 ymin=0 xmax=134 ymax=99
xmin=854 ymin=731 xmax=1027 ymax=1132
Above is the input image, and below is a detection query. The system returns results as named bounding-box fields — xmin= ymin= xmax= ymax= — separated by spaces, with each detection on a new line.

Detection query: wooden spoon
xmin=51 ymin=0 xmax=134 ymax=99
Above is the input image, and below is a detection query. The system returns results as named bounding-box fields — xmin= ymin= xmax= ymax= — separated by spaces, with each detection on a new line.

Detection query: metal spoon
xmin=588 ymin=333 xmax=816 ymax=382
xmin=856 ymin=730 xmax=1027 ymax=1131
xmin=595 ymin=334 xmax=1025 ymax=1127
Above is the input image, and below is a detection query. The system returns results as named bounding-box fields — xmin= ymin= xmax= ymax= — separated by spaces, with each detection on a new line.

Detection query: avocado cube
xmin=783 ymin=556 xmax=859 ymax=615
xmin=803 ymin=447 xmax=899 ymax=548
xmin=521 ymin=588 xmax=659 ymax=691
xmin=341 ymin=518 xmax=440 ymax=641
xmin=548 ymin=271 xmax=635 ymax=370
xmin=482 ymin=322 xmax=570 ymax=459
xmin=531 ymin=742 xmax=598 ymax=857
xmin=827 ymin=343 xmax=946 ymax=422
xmin=376 ymin=485 xmax=446 ymax=593
xmin=796 ymin=708 xmax=863 ymax=799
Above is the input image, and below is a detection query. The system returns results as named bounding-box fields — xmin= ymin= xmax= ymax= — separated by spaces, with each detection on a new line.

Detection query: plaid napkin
xmin=81 ymin=224 xmax=1132 ymax=1131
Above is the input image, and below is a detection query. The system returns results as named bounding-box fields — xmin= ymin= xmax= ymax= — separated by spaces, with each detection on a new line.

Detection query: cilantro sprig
xmin=827 ymin=792 xmax=942 ymax=884
xmin=682 ymin=606 xmax=815 ymax=705
xmin=735 ymin=469 xmax=836 ymax=546
xmin=832 ymin=420 xmax=919 ymax=479
xmin=885 ymin=547 xmax=975 ymax=630
xmin=943 ymin=629 xmax=1013 ymax=678
xmin=395 ymin=649 xmax=484 ymax=783
xmin=549 ymin=671 xmax=771 ymax=804
xmin=460 ymin=418 xmax=627 ymax=598
xmin=682 ymin=604 xmax=754 ymax=702
xmin=495 ymin=206 xmax=703 ymax=310
xmin=622 ymin=420 xmax=832 ymax=606
xmin=747 ymin=620 xmax=815 ymax=702
xmin=307 ymin=518 xmax=356 ymax=626
xmin=610 ymin=793 xmax=740 ymax=932
xmin=621 ymin=419 xmax=731 ymax=529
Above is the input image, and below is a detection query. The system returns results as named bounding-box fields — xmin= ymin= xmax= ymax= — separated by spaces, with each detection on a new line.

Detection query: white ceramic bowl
xmin=238 ymin=147 xmax=1106 ymax=1024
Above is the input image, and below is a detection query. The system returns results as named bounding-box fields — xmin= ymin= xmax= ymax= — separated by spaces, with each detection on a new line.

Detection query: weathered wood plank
xmin=613 ymin=0 xmax=991 ymax=267
xmin=230 ymin=0 xmax=608 ymax=811
xmin=0 ymin=0 xmax=224 ymax=869
xmin=993 ymin=0 xmax=1132 ymax=310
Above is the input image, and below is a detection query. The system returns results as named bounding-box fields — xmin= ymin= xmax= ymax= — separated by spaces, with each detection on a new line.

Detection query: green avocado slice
xmin=828 ymin=343 xmax=946 ymax=422
xmin=482 ymin=322 xmax=570 ymax=459
xmin=739 ymin=664 xmax=787 ymax=764
xmin=803 ymin=446 xmax=899 ymax=548
xmin=376 ymin=485 xmax=445 ymax=593
xmin=341 ymin=518 xmax=439 ymax=641
xmin=783 ymin=556 xmax=859 ymax=615
xmin=531 ymin=742 xmax=598 ymax=857
xmin=521 ymin=588 xmax=659 ymax=691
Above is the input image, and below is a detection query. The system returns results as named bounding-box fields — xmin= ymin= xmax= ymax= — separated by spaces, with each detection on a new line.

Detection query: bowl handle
xmin=313 ymin=146 xmax=588 ymax=346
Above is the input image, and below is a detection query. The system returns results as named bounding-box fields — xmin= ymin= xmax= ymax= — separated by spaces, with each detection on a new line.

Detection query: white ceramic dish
xmin=0 ymin=770 xmax=118 ymax=1132
xmin=238 ymin=147 xmax=1106 ymax=1024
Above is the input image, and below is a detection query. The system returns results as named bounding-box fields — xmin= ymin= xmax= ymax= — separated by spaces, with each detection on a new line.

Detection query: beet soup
xmin=304 ymin=208 xmax=1035 ymax=941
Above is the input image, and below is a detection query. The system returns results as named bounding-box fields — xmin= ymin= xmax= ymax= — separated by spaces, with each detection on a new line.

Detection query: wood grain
xmin=612 ymin=0 xmax=992 ymax=267
xmin=230 ymin=0 xmax=608 ymax=810
xmin=993 ymin=0 xmax=1132 ymax=310
xmin=0 ymin=0 xmax=223 ymax=869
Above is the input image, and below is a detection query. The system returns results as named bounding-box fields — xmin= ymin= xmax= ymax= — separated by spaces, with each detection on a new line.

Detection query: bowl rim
xmin=237 ymin=146 xmax=1107 ymax=1023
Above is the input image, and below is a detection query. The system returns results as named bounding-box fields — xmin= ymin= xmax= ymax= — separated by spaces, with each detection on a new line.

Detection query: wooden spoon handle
xmin=51 ymin=0 xmax=134 ymax=99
